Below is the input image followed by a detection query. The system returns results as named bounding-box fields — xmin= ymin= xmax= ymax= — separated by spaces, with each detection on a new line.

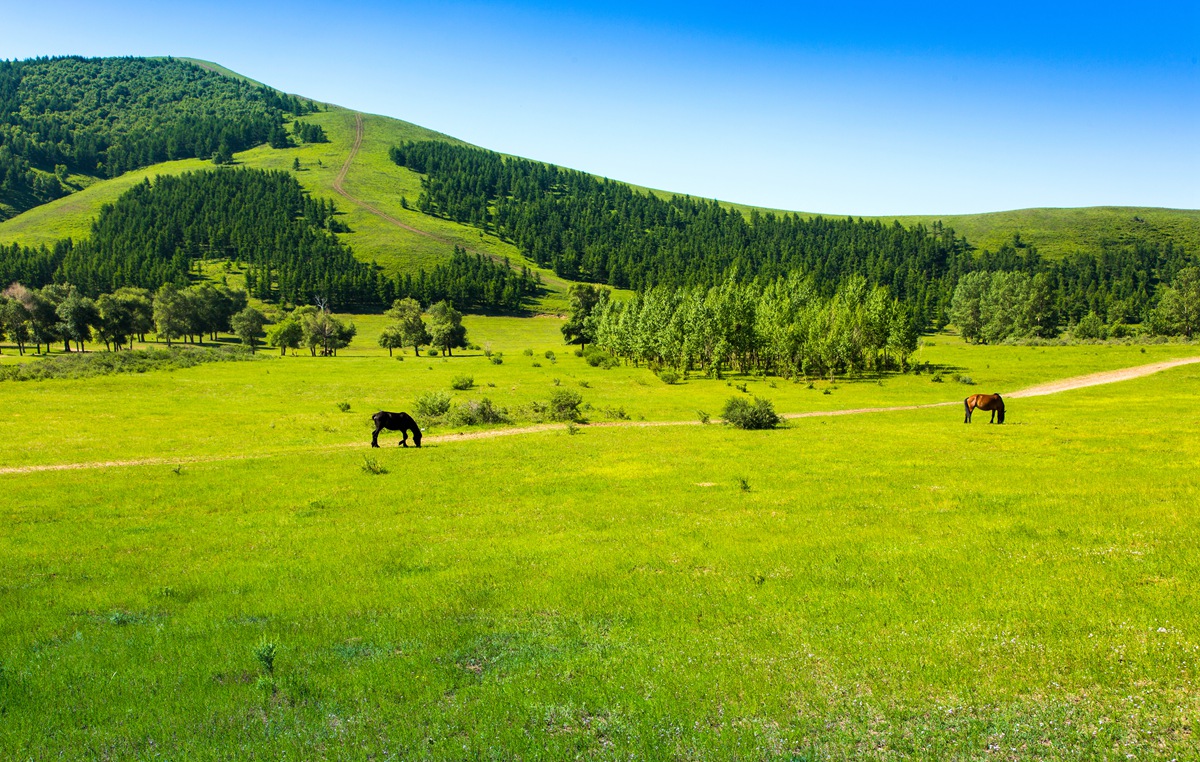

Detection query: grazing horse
xmin=964 ymin=393 xmax=1005 ymax=424
xmin=371 ymin=411 xmax=422 ymax=448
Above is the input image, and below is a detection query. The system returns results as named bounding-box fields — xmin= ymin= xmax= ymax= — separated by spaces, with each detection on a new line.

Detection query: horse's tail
xmin=964 ymin=395 xmax=971 ymax=423
xmin=995 ymin=394 xmax=1005 ymax=424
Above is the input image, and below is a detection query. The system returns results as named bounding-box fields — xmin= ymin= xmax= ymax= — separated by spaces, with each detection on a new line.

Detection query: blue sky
xmin=3 ymin=0 xmax=1197 ymax=214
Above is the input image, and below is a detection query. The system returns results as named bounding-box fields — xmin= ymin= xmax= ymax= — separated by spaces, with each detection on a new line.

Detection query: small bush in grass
xmin=583 ymin=347 xmax=615 ymax=368
xmin=931 ymin=372 xmax=944 ymax=383
xmin=491 ymin=354 xmax=504 ymax=365
xmin=109 ymin=610 xmax=141 ymax=626
xmin=413 ymin=391 xmax=451 ymax=419
xmin=450 ymin=375 xmax=474 ymax=390
xmin=659 ymin=369 xmax=680 ymax=384
xmin=522 ymin=348 xmax=534 ymax=356
xmin=361 ymin=456 xmax=388 ymax=475
xmin=722 ymin=396 xmax=780 ymax=430
xmin=532 ymin=362 xmax=542 ymax=367
xmin=427 ymin=348 xmax=439 ymax=357
xmin=603 ymin=406 xmax=629 ymax=420
xmin=544 ymin=350 xmax=556 ymax=361
xmin=697 ymin=410 xmax=710 ymax=424
xmin=549 ymin=389 xmax=583 ymax=421
xmin=953 ymin=373 xmax=975 ymax=385
xmin=579 ymin=380 xmax=590 ymax=388
xmin=254 ymin=640 xmax=277 ymax=674
xmin=336 ymin=401 xmax=351 ymax=412
xmin=447 ymin=398 xmax=508 ymax=426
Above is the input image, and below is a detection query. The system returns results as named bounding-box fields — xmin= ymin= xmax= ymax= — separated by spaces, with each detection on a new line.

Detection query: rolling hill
xmin=0 ymin=57 xmax=1197 ymax=317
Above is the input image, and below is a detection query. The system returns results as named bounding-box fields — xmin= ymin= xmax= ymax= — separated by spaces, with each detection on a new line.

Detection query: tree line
xmin=0 ymin=280 xmax=257 ymax=354
xmin=391 ymin=140 xmax=1198 ymax=334
xmin=1 ymin=170 xmax=544 ymax=313
xmin=570 ymin=273 xmax=920 ymax=379
xmin=0 ymin=169 xmax=385 ymax=307
xmin=1 ymin=56 xmax=318 ymax=217
xmin=393 ymin=247 xmax=541 ymax=313
xmin=951 ymin=265 xmax=1200 ymax=343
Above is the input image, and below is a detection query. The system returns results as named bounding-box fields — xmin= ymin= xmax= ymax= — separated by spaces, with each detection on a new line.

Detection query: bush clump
xmin=582 ymin=346 xmax=616 ymax=369
xmin=659 ymin=369 xmax=680 ymax=384
xmin=447 ymin=398 xmax=509 ymax=426
xmin=548 ymin=389 xmax=584 ymax=421
xmin=722 ymin=396 xmax=780 ymax=430
xmin=450 ymin=374 xmax=474 ymax=390
xmin=413 ymin=390 xmax=452 ymax=419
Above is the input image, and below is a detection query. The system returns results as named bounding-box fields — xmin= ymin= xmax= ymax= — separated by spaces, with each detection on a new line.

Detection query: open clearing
xmin=3 ymin=323 xmax=1200 ymax=759
xmin=2 ymin=354 xmax=1195 ymax=476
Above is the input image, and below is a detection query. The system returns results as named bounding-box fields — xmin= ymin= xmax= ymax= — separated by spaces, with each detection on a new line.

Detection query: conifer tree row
xmin=0 ymin=169 xmax=381 ymax=306
xmin=391 ymin=141 xmax=1197 ymax=330
xmin=0 ymin=172 xmax=542 ymax=312
xmin=390 ymin=140 xmax=969 ymax=322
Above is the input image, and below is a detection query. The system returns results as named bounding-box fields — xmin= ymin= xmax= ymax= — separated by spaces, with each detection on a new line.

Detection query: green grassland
xmin=889 ymin=206 xmax=1200 ymax=259
xmin=2 ymin=323 xmax=1199 ymax=758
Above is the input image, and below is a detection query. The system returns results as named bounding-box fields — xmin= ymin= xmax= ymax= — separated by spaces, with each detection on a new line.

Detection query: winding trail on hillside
xmin=329 ymin=112 xmax=572 ymax=298
xmin=2 ymin=356 xmax=1197 ymax=476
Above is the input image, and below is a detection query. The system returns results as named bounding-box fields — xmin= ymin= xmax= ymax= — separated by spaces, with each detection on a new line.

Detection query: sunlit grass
xmin=2 ymin=353 xmax=1199 ymax=757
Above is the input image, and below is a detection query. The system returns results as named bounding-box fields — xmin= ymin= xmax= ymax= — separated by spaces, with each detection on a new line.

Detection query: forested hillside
xmin=0 ymin=169 xmax=542 ymax=312
xmin=0 ymin=56 xmax=316 ymax=219
xmin=393 ymin=140 xmax=1199 ymax=330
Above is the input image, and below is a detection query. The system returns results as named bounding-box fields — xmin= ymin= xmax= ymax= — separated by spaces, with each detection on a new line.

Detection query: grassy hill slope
xmin=1 ymin=60 xmax=1196 ymax=309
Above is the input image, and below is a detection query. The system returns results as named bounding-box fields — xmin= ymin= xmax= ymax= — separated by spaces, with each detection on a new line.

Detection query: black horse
xmin=371 ymin=411 xmax=422 ymax=448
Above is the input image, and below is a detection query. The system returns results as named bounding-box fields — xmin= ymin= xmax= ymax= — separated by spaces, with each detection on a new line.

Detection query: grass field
xmin=3 ymin=321 xmax=1200 ymax=759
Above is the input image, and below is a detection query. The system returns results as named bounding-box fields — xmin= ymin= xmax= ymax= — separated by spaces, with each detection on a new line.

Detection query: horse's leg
xmin=371 ymin=424 xmax=382 ymax=448
xmin=964 ymin=399 xmax=972 ymax=424
xmin=399 ymin=429 xmax=408 ymax=448
xmin=990 ymin=409 xmax=996 ymax=424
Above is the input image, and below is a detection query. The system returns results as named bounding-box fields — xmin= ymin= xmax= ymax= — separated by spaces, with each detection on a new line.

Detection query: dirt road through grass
xmin=3 ymin=356 xmax=1195 ymax=475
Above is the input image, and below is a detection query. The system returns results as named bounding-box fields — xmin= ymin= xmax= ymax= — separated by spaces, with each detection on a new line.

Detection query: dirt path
xmin=329 ymin=113 xmax=572 ymax=296
xmin=3 ymin=356 xmax=1197 ymax=476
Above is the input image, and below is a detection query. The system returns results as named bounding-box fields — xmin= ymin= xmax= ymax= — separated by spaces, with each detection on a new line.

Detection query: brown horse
xmin=964 ymin=393 xmax=1005 ymax=424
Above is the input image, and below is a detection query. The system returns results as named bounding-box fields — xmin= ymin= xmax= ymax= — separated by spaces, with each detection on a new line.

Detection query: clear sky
xmin=4 ymin=0 xmax=1197 ymax=214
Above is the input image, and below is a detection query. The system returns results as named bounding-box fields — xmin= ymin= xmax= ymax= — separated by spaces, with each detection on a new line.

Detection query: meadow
xmin=3 ymin=319 xmax=1200 ymax=759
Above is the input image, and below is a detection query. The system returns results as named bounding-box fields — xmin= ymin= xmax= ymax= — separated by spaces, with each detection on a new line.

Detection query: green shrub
xmin=254 ymin=640 xmax=278 ymax=674
xmin=447 ymin=398 xmax=508 ymax=426
xmin=544 ymin=350 xmax=556 ymax=361
xmin=659 ymin=369 xmax=680 ymax=384
xmin=1073 ymin=311 xmax=1108 ymax=340
xmin=335 ymin=401 xmax=351 ymax=412
xmin=549 ymin=389 xmax=583 ymax=421
xmin=583 ymin=347 xmax=615 ymax=368
xmin=450 ymin=375 xmax=474 ymax=390
xmin=522 ymin=348 xmax=534 ymax=356
xmin=721 ymin=396 xmax=780 ymax=430
xmin=413 ymin=391 xmax=451 ymax=419
xmin=491 ymin=355 xmax=504 ymax=365
xmin=361 ymin=456 xmax=388 ymax=475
